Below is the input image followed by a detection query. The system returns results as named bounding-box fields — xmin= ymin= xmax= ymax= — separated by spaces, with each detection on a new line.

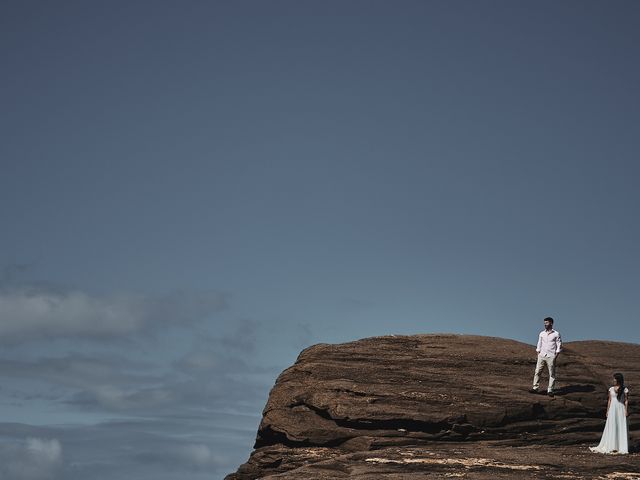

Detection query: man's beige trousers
xmin=533 ymin=354 xmax=557 ymax=392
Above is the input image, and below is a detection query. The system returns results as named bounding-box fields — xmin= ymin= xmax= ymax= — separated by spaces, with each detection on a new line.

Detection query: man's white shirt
xmin=536 ymin=329 xmax=562 ymax=357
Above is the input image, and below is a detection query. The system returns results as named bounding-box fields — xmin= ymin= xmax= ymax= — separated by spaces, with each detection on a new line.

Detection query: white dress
xmin=590 ymin=386 xmax=629 ymax=454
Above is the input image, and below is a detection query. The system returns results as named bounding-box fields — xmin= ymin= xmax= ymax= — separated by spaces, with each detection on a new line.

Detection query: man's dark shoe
xmin=529 ymin=389 xmax=540 ymax=394
xmin=547 ymin=391 xmax=555 ymax=397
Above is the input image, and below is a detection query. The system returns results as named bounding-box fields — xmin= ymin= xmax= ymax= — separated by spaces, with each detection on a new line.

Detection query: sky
xmin=1 ymin=0 xmax=639 ymax=478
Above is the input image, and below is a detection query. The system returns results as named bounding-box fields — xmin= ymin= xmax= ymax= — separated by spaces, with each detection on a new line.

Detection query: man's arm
xmin=555 ymin=332 xmax=562 ymax=355
xmin=536 ymin=333 xmax=542 ymax=353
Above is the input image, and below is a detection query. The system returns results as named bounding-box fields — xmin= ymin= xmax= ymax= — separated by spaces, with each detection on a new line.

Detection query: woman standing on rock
xmin=590 ymin=373 xmax=629 ymax=454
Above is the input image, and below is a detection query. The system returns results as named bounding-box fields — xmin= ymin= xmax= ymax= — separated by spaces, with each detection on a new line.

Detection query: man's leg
xmin=547 ymin=355 xmax=557 ymax=392
xmin=532 ymin=354 xmax=545 ymax=391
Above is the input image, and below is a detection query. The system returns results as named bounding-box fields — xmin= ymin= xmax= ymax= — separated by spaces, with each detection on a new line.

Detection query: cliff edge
xmin=226 ymin=334 xmax=640 ymax=479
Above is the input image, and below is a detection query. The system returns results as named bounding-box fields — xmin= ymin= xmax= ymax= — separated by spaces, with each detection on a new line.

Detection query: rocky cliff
xmin=226 ymin=335 xmax=640 ymax=479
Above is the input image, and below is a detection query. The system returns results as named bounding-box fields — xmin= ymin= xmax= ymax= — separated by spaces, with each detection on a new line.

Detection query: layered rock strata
xmin=226 ymin=335 xmax=640 ymax=479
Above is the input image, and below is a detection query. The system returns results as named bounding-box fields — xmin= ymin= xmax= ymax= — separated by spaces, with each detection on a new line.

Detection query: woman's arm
xmin=607 ymin=393 xmax=611 ymax=417
xmin=624 ymin=391 xmax=629 ymax=417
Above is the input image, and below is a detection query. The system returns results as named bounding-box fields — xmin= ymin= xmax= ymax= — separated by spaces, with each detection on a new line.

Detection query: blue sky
xmin=1 ymin=1 xmax=640 ymax=478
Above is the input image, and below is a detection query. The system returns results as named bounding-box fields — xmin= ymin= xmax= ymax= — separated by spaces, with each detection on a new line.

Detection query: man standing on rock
xmin=530 ymin=317 xmax=562 ymax=397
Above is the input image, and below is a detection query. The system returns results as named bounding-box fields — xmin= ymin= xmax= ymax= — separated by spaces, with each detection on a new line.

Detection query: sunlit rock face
xmin=226 ymin=334 xmax=640 ymax=479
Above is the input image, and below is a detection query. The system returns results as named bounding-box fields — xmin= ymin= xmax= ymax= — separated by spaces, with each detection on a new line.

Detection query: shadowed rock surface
xmin=225 ymin=335 xmax=640 ymax=479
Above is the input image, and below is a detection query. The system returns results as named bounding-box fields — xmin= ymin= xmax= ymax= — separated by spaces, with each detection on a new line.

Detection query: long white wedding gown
xmin=590 ymin=386 xmax=629 ymax=454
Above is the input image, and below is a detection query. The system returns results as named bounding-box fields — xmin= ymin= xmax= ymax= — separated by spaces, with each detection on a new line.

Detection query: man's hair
xmin=543 ymin=317 xmax=554 ymax=324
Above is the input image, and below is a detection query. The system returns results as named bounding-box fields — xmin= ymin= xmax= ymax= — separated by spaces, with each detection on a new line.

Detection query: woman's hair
xmin=613 ymin=372 xmax=626 ymax=401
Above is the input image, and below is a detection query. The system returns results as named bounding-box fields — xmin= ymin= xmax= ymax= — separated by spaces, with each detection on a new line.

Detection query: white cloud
xmin=0 ymin=286 xmax=227 ymax=344
xmin=177 ymin=443 xmax=219 ymax=468
xmin=81 ymin=384 xmax=177 ymax=411
xmin=26 ymin=438 xmax=62 ymax=464
xmin=0 ymin=437 xmax=62 ymax=480
xmin=132 ymin=442 xmax=224 ymax=472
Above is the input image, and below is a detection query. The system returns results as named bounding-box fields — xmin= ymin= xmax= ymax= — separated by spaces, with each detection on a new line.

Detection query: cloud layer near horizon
xmin=0 ymin=421 xmax=252 ymax=480
xmin=0 ymin=286 xmax=228 ymax=344
xmin=0 ymin=280 xmax=282 ymax=479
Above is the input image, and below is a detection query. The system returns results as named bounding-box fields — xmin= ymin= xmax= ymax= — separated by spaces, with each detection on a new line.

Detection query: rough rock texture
xmin=226 ymin=335 xmax=640 ymax=479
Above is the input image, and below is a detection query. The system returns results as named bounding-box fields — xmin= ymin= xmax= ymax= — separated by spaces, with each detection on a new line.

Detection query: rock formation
xmin=225 ymin=335 xmax=640 ymax=479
